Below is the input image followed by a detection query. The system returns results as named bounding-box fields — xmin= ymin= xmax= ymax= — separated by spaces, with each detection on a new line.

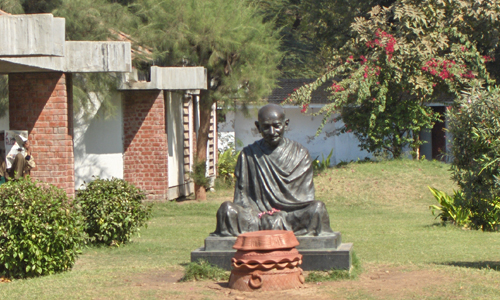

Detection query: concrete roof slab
xmin=64 ymin=42 xmax=132 ymax=73
xmin=0 ymin=41 xmax=132 ymax=73
xmin=119 ymin=66 xmax=207 ymax=91
xmin=0 ymin=14 xmax=65 ymax=57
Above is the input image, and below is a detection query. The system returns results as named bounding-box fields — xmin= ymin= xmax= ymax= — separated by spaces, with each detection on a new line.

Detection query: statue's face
xmin=256 ymin=108 xmax=289 ymax=148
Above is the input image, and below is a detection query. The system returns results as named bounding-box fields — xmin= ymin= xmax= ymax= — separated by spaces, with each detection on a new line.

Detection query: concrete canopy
xmin=0 ymin=13 xmax=131 ymax=74
xmin=0 ymin=14 xmax=65 ymax=57
xmin=0 ymin=42 xmax=132 ymax=73
xmin=119 ymin=66 xmax=207 ymax=91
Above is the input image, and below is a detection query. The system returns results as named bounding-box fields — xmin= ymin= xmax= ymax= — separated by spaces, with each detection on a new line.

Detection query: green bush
xmin=447 ymin=87 xmax=500 ymax=230
xmin=76 ymin=177 xmax=152 ymax=246
xmin=428 ymin=187 xmax=471 ymax=227
xmin=216 ymin=147 xmax=240 ymax=186
xmin=0 ymin=178 xmax=85 ymax=278
xmin=190 ymin=159 xmax=211 ymax=190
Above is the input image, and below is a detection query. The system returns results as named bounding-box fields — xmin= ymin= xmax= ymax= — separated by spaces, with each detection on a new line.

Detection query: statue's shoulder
xmin=285 ymin=138 xmax=308 ymax=151
xmin=240 ymin=139 xmax=264 ymax=156
xmin=284 ymin=138 xmax=312 ymax=159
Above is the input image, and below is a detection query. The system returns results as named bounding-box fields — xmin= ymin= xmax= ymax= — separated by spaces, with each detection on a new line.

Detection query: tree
xmin=132 ymin=0 xmax=282 ymax=199
xmin=287 ymin=0 xmax=496 ymax=158
xmin=251 ymin=0 xmax=397 ymax=78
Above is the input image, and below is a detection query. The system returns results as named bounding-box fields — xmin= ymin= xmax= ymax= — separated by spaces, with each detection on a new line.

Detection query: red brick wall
xmin=9 ymin=72 xmax=75 ymax=197
xmin=122 ymin=90 xmax=168 ymax=200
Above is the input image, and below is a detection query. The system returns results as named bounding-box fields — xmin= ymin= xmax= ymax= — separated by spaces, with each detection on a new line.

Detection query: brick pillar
xmin=8 ymin=72 xmax=75 ymax=197
xmin=122 ymin=90 xmax=168 ymax=200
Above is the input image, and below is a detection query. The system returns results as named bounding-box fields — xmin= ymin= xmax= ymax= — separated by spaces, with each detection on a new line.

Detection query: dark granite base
xmin=191 ymin=242 xmax=353 ymax=271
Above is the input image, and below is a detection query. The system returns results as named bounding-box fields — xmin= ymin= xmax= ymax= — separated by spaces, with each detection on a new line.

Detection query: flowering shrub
xmin=287 ymin=0 xmax=494 ymax=158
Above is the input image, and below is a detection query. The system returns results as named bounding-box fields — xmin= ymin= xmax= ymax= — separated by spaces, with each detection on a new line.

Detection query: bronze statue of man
xmin=211 ymin=104 xmax=334 ymax=237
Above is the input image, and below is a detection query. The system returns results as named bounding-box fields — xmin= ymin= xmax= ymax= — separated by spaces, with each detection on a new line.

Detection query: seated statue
xmin=211 ymin=104 xmax=334 ymax=237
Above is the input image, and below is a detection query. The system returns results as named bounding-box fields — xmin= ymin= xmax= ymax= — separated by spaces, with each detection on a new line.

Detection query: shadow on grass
xmin=423 ymin=222 xmax=448 ymax=228
xmin=439 ymin=261 xmax=500 ymax=271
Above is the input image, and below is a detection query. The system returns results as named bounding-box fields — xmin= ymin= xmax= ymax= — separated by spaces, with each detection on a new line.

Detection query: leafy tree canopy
xmin=288 ymin=0 xmax=498 ymax=158
xmin=251 ymin=0 xmax=397 ymax=78
xmin=131 ymin=0 xmax=282 ymax=107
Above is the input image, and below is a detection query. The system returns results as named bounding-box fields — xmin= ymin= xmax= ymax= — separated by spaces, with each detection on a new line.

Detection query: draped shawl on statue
xmin=233 ymin=138 xmax=315 ymax=213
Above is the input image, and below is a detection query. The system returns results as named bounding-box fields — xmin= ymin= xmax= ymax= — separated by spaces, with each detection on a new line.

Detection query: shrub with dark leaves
xmin=76 ymin=177 xmax=152 ymax=246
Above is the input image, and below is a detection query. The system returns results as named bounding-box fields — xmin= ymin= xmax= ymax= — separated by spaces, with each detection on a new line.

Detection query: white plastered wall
xmin=224 ymin=106 xmax=372 ymax=166
xmin=73 ymin=93 xmax=124 ymax=189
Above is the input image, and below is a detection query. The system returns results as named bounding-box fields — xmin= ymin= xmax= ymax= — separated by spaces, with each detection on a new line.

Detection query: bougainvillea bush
xmin=0 ymin=179 xmax=85 ymax=278
xmin=447 ymin=87 xmax=500 ymax=230
xmin=287 ymin=0 xmax=496 ymax=158
xmin=76 ymin=177 xmax=152 ymax=246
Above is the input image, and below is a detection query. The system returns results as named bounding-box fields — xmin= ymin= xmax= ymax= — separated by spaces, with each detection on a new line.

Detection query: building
xmin=0 ymin=11 xmax=213 ymax=200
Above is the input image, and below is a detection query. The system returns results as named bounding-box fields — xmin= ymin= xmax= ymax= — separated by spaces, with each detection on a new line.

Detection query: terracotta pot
xmin=232 ymin=248 xmax=302 ymax=270
xmin=228 ymin=267 xmax=305 ymax=292
xmin=233 ymin=230 xmax=299 ymax=251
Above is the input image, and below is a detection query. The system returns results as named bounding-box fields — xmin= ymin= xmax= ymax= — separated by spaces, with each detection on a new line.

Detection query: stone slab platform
xmin=191 ymin=243 xmax=352 ymax=271
xmin=204 ymin=232 xmax=342 ymax=251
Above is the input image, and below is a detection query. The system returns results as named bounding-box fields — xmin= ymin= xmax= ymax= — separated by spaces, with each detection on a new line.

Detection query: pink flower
xmin=301 ymin=104 xmax=309 ymax=113
xmin=360 ymin=55 xmax=367 ymax=64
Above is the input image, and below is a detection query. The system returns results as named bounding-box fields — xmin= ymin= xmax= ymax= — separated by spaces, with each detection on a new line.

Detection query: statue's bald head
xmin=258 ymin=104 xmax=286 ymax=123
xmin=255 ymin=104 xmax=289 ymax=148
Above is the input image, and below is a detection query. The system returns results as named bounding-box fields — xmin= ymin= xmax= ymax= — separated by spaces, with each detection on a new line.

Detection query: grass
xmin=1 ymin=159 xmax=500 ymax=299
xmin=181 ymin=260 xmax=229 ymax=282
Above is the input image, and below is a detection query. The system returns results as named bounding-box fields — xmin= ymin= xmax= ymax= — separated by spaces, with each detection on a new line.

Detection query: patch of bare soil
xmin=125 ymin=264 xmax=458 ymax=300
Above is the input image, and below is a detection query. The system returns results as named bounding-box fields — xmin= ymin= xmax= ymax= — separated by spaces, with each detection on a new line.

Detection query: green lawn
xmin=1 ymin=159 xmax=500 ymax=299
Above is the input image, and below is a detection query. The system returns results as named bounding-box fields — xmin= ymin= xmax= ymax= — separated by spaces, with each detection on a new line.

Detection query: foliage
xmin=0 ymin=0 xmax=61 ymax=14
xmin=190 ymin=159 xmax=211 ymax=191
xmin=217 ymin=147 xmax=240 ymax=186
xmin=306 ymin=251 xmax=361 ymax=282
xmin=447 ymin=87 xmax=500 ymax=230
xmin=312 ymin=148 xmax=334 ymax=172
xmin=287 ymin=0 xmax=496 ymax=158
xmin=131 ymin=0 xmax=282 ymax=119
xmin=251 ymin=0 xmax=397 ymax=78
xmin=76 ymin=177 xmax=152 ymax=246
xmin=428 ymin=187 xmax=470 ymax=227
xmin=181 ymin=259 xmax=229 ymax=282
xmin=0 ymin=178 xmax=85 ymax=278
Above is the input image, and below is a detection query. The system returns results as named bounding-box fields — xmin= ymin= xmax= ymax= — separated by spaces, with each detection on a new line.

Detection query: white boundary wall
xmin=220 ymin=105 xmax=372 ymax=166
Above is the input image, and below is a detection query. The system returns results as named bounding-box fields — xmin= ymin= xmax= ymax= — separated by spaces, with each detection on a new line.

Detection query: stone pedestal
xmin=191 ymin=232 xmax=353 ymax=271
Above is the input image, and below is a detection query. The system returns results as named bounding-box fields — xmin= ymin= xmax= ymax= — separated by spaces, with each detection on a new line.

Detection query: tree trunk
xmin=194 ymin=91 xmax=213 ymax=201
